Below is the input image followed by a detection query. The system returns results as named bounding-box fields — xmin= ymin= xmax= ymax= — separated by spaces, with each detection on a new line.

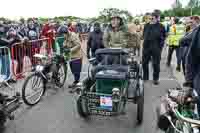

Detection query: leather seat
xmin=91 ymin=65 xmax=128 ymax=79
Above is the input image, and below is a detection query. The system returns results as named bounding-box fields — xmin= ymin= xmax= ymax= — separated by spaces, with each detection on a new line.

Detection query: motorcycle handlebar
xmin=167 ymin=96 xmax=200 ymax=127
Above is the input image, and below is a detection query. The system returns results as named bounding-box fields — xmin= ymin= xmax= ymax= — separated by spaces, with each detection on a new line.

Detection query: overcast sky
xmin=0 ymin=0 xmax=189 ymax=19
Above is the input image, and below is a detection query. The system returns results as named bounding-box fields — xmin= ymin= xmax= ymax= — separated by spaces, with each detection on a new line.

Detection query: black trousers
xmin=166 ymin=46 xmax=180 ymax=66
xmin=69 ymin=58 xmax=82 ymax=82
xmin=142 ymin=47 xmax=161 ymax=81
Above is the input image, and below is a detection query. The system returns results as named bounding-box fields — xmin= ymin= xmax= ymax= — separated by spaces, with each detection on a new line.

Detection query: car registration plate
xmin=99 ymin=96 xmax=112 ymax=111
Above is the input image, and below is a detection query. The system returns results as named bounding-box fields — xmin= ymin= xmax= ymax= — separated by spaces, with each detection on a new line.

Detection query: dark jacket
xmin=87 ymin=31 xmax=104 ymax=56
xmin=143 ymin=23 xmax=166 ymax=49
xmin=185 ymin=25 xmax=200 ymax=85
xmin=179 ymin=26 xmax=199 ymax=47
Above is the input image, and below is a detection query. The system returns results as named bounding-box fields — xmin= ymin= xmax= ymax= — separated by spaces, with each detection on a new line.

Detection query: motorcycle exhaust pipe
xmin=156 ymin=98 xmax=171 ymax=131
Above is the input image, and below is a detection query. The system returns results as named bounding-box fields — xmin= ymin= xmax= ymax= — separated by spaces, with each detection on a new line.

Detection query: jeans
xmin=0 ymin=54 xmax=11 ymax=79
xmin=69 ymin=58 xmax=82 ymax=82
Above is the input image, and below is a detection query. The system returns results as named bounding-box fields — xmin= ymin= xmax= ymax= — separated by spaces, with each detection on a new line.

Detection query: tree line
xmin=161 ymin=0 xmax=200 ymax=18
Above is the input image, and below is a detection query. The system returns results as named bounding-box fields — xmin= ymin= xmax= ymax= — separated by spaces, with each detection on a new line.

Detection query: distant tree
xmin=172 ymin=0 xmax=183 ymax=9
xmin=187 ymin=0 xmax=200 ymax=8
xmin=187 ymin=0 xmax=200 ymax=15
xmin=98 ymin=8 xmax=133 ymax=23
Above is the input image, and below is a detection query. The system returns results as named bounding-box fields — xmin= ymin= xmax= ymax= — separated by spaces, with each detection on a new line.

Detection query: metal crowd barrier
xmin=11 ymin=38 xmax=53 ymax=79
xmin=0 ymin=46 xmax=12 ymax=84
xmin=5 ymin=34 xmax=87 ymax=80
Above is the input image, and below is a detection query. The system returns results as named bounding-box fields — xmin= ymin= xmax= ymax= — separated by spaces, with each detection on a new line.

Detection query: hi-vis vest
xmin=167 ymin=24 xmax=185 ymax=46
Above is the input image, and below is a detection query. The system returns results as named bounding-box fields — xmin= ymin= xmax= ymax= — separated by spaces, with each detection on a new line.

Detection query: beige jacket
xmin=63 ymin=32 xmax=82 ymax=59
xmin=127 ymin=23 xmax=141 ymax=48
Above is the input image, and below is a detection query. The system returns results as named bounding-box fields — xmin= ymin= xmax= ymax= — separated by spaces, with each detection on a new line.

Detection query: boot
xmin=153 ymin=80 xmax=159 ymax=85
xmin=183 ymin=81 xmax=193 ymax=88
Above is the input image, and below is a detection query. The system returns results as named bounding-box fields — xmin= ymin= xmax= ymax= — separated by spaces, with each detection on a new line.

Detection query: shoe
xmin=153 ymin=80 xmax=159 ymax=85
xmin=176 ymin=65 xmax=181 ymax=72
xmin=183 ymin=81 xmax=193 ymax=88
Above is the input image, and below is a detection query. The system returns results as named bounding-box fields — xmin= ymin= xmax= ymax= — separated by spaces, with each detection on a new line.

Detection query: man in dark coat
xmin=87 ymin=22 xmax=104 ymax=58
xmin=181 ymin=16 xmax=200 ymax=86
xmin=142 ymin=12 xmax=166 ymax=85
xmin=184 ymin=24 xmax=200 ymax=115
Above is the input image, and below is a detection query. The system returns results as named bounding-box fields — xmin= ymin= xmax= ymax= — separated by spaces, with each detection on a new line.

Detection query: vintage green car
xmin=75 ymin=48 xmax=144 ymax=124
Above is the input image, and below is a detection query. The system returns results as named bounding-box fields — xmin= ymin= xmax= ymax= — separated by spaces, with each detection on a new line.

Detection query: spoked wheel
xmin=77 ymin=96 xmax=89 ymax=118
xmin=137 ymin=78 xmax=144 ymax=125
xmin=56 ymin=63 xmax=67 ymax=87
xmin=22 ymin=73 xmax=45 ymax=106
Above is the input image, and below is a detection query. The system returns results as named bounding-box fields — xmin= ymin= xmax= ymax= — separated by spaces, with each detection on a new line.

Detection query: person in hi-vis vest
xmin=166 ymin=18 xmax=185 ymax=72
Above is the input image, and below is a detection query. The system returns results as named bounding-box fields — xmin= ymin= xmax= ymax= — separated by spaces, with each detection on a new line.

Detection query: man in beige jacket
xmin=62 ymin=25 xmax=83 ymax=90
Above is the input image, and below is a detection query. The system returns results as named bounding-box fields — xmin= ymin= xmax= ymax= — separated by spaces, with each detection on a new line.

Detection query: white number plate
xmin=100 ymin=96 xmax=112 ymax=110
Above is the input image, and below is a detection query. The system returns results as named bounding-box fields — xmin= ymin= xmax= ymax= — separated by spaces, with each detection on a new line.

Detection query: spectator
xmin=41 ymin=22 xmax=56 ymax=52
xmin=166 ymin=18 xmax=185 ymax=72
xmin=87 ymin=22 xmax=104 ymax=58
xmin=4 ymin=28 xmax=24 ymax=79
xmin=68 ymin=22 xmax=76 ymax=32
xmin=0 ymin=24 xmax=11 ymax=81
xmin=134 ymin=19 xmax=143 ymax=56
xmin=27 ymin=18 xmax=39 ymax=40
xmin=76 ymin=23 xmax=82 ymax=33
xmin=179 ymin=23 xmax=192 ymax=75
xmin=56 ymin=25 xmax=67 ymax=54
xmin=127 ymin=23 xmax=140 ymax=56
xmin=181 ymin=16 xmax=200 ymax=86
xmin=184 ymin=24 xmax=200 ymax=117
xmin=18 ymin=18 xmax=28 ymax=37
xmin=142 ymin=12 xmax=166 ymax=85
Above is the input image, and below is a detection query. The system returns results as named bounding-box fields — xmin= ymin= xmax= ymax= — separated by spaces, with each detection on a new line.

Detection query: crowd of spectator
xmin=0 ymin=18 xmax=101 ymax=82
